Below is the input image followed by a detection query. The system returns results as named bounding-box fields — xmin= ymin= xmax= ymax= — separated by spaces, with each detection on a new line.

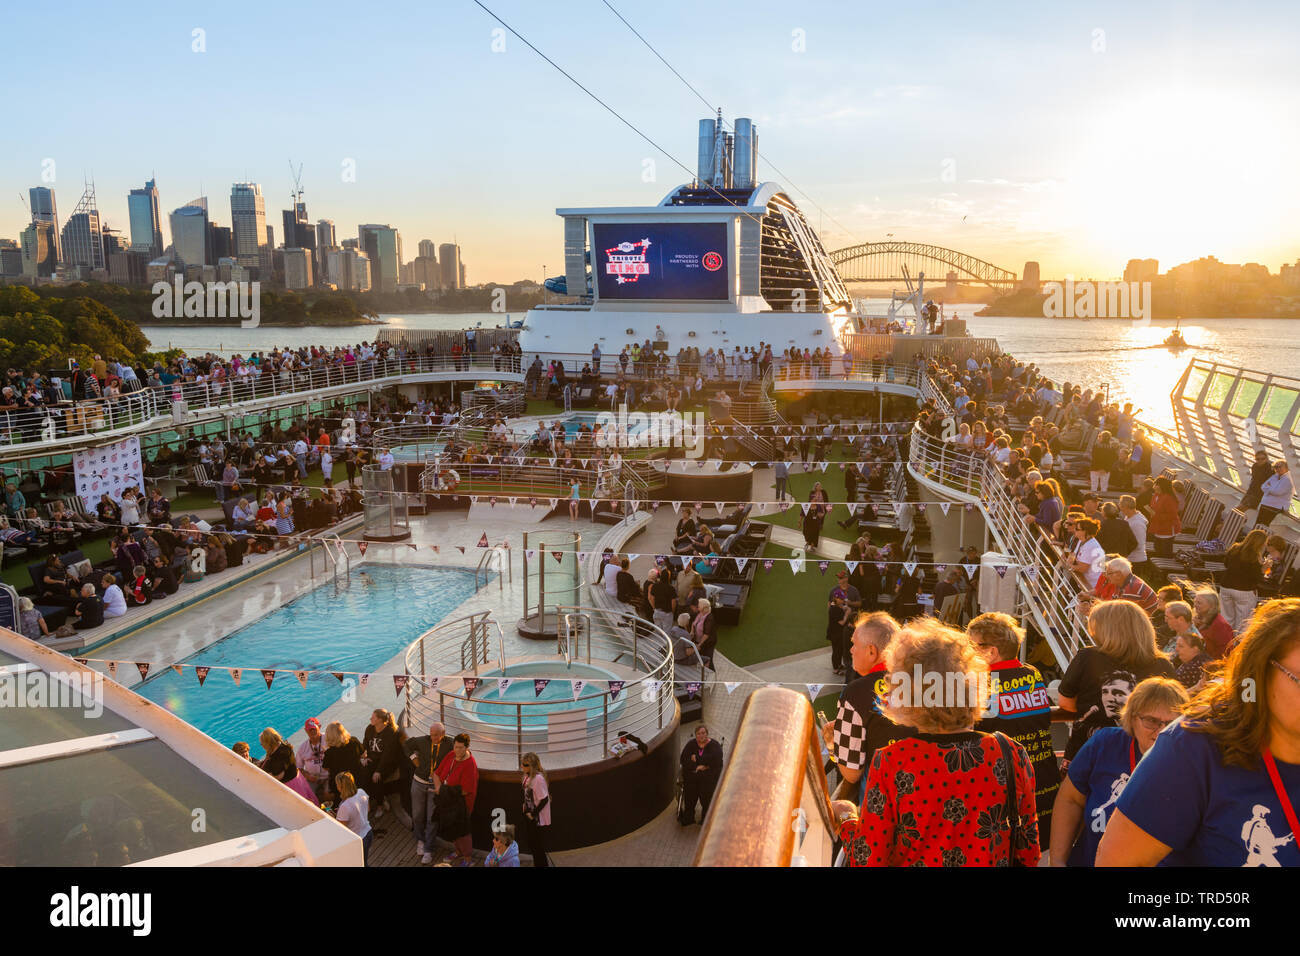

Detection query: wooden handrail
xmin=693 ymin=686 xmax=835 ymax=867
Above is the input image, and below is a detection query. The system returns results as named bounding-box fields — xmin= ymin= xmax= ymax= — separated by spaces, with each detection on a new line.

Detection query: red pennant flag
xmin=73 ymin=657 xmax=88 ymax=666
xmin=456 ymin=546 xmax=466 ymax=554
xmin=394 ymin=674 xmax=409 ymax=697
xmin=358 ymin=541 xmax=368 ymax=555
xmin=295 ymin=670 xmax=309 ymax=688
xmin=477 ymin=533 xmax=489 ymax=548
xmin=171 ymin=664 xmax=183 ymax=676
xmin=261 ymin=668 xmax=276 ymax=689
xmin=195 ymin=666 xmax=210 ymax=686
xmin=107 ymin=661 xmax=118 ymax=678
xmin=463 ymin=677 xmax=480 ymax=699
xmin=331 ymin=672 xmax=346 ymax=683
xmin=230 ymin=668 xmax=242 ymax=686
xmin=552 ymin=551 xmax=564 ymax=564
xmin=136 ymin=662 xmax=151 ymax=681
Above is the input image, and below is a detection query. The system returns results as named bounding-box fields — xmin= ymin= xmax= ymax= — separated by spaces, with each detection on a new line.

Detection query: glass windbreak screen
xmin=0 ymin=739 xmax=277 ymax=866
xmin=0 ymin=650 xmax=21 ymax=665
xmin=0 ymin=681 xmax=134 ymax=750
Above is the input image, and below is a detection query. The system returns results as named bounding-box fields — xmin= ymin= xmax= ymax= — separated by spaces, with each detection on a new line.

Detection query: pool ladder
xmin=318 ymin=532 xmax=350 ymax=592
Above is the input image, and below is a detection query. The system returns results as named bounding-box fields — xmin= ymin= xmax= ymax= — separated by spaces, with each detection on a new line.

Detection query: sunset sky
xmin=3 ymin=0 xmax=1298 ymax=282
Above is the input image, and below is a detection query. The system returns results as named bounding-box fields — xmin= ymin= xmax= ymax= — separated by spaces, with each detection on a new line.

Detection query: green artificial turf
xmin=750 ymin=464 xmax=863 ymax=544
xmin=716 ymin=542 xmax=840 ymax=667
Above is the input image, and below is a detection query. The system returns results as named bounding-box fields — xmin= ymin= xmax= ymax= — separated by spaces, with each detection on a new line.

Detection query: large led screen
xmin=593 ymin=222 xmax=730 ymax=301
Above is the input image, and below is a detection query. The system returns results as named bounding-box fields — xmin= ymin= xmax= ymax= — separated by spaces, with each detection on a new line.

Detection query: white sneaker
xmin=416 ymin=841 xmax=425 ymax=856
xmin=421 ymin=852 xmax=433 ymax=865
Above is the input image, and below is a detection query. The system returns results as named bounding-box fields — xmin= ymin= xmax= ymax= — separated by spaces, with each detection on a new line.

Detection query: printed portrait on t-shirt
xmin=1099 ymin=670 xmax=1136 ymax=719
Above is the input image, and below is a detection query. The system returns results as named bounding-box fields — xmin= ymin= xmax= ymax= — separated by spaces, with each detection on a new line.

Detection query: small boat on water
xmin=1164 ymin=322 xmax=1188 ymax=349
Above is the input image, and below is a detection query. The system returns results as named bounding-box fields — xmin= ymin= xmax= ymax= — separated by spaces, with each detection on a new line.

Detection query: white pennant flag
xmin=818 ymin=461 xmax=828 ymax=472
xmin=525 ymin=549 xmax=536 ymax=560
xmin=791 ymin=558 xmax=804 ymax=574
xmin=627 ymin=553 xmax=640 ymax=562
xmin=963 ymin=563 xmax=979 ymax=577
xmin=735 ymin=557 xmax=748 ymax=571
xmin=571 ymin=679 xmax=586 ymax=700
xmin=939 ymin=501 xmax=951 ymax=516
xmin=903 ymin=561 xmax=918 ymax=576
xmin=724 ymin=681 xmax=741 ymax=694
xmin=671 ymin=501 xmax=681 ymax=514
xmin=508 ymin=497 xmax=517 ymax=508
xmin=783 ymin=436 xmax=792 ymax=445
xmin=498 ymin=678 xmax=512 ymax=698
xmin=806 ymin=683 xmax=824 ymax=699
xmin=548 ymin=457 xmax=556 ymax=467
xmin=856 ymin=422 xmax=867 ymax=432
xmin=549 ymin=498 xmax=558 ymax=510
xmin=647 ymin=680 xmax=663 ymax=696
xmin=845 ymin=560 xmax=858 ymax=574
xmin=800 ymin=502 xmax=811 ymax=515
xmin=714 ymin=502 xmax=726 ymax=514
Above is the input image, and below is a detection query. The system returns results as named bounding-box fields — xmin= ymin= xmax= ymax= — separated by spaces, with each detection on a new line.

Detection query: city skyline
xmin=2 ymin=0 xmax=1298 ymax=282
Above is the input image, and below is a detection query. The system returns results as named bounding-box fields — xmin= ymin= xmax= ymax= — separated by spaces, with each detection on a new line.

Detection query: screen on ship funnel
xmin=592 ymin=222 xmax=730 ymax=301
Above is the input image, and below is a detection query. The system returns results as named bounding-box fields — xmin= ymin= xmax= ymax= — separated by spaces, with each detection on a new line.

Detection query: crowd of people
xmin=229 ymin=711 xmax=552 ymax=867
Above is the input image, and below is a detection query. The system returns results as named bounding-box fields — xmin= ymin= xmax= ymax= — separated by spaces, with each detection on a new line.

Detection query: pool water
xmin=465 ymin=662 xmax=627 ymax=728
xmin=137 ymin=565 xmax=477 ymax=748
xmin=560 ymin=412 xmax=652 ymax=438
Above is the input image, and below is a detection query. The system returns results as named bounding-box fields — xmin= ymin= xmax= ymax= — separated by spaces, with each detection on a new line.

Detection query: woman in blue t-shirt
xmin=1098 ymin=598 xmax=1300 ymax=867
xmin=1051 ymin=677 xmax=1189 ymax=866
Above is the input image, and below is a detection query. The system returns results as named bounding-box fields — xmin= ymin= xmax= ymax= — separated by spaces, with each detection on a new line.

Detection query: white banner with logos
xmin=72 ymin=436 xmax=144 ymax=512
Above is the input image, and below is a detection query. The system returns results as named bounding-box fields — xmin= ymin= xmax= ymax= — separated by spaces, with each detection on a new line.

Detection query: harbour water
xmin=142 ymin=310 xmax=1297 ymax=434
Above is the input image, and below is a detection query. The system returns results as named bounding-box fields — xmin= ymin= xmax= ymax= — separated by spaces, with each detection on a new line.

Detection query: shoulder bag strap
xmin=994 ymin=732 xmax=1022 ymax=866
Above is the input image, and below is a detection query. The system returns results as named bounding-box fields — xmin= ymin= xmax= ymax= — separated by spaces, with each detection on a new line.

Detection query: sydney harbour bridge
xmin=828 ymin=241 xmax=1032 ymax=293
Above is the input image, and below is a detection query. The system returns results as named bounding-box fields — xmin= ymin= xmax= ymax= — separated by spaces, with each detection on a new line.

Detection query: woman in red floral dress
xmin=833 ymin=618 xmax=1041 ymax=867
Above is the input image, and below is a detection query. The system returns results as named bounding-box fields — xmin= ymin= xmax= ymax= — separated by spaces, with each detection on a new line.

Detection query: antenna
xmin=289 ymin=160 xmax=304 ymax=208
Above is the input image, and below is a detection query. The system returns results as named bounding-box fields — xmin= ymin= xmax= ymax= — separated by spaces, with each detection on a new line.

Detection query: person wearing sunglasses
xmin=1098 ymin=599 xmax=1300 ymax=867
xmin=1051 ymin=677 xmax=1189 ymax=867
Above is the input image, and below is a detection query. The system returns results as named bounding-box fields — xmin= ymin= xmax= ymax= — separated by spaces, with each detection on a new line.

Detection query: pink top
xmin=285 ymin=770 xmax=317 ymax=803
xmin=525 ymin=773 xmax=551 ymax=826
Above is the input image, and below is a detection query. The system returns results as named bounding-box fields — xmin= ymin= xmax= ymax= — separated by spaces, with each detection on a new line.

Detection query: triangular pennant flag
xmin=735 ymin=557 xmax=748 ymax=572
xmin=195 ymin=666 xmax=210 ymax=686
xmin=903 ymin=561 xmax=918 ymax=576
xmin=818 ymin=560 xmax=830 ymax=575
xmin=819 ymin=462 xmax=829 ymax=473
xmin=935 ymin=564 xmax=947 ymax=574
xmin=627 ymin=554 xmax=640 ymax=562
xmin=707 ymin=557 xmax=719 ymax=569
xmin=499 ymin=677 xmax=513 ymax=698
xmin=549 ymin=498 xmax=558 ymax=510
xmin=171 ymin=664 xmax=183 ymax=677
xmin=876 ymin=562 xmax=887 ymax=572
xmin=800 ymin=502 xmax=811 ymax=515
xmin=295 ymin=670 xmax=309 ymax=688
xmin=408 ymin=542 xmax=418 ymax=550
xmin=576 ymin=551 xmax=587 ymax=561
xmin=857 ymin=422 xmax=867 ymax=433
xmin=525 ymin=549 xmax=536 ymax=560
xmin=135 ymin=662 xmax=150 ymax=681
xmin=939 ymin=502 xmax=951 ymax=516
xmin=489 ymin=497 xmax=497 ymax=508
xmin=995 ymin=564 xmax=1009 ymax=579
xmin=394 ymin=674 xmax=409 ymax=697
xmin=331 ymin=671 xmax=346 ymax=683
xmin=261 ymin=668 xmax=276 ymax=690
xmin=714 ymin=502 xmax=725 ymax=514
xmin=359 ymin=675 xmax=370 ymax=689
xmin=845 ymin=560 xmax=858 ymax=574
xmin=463 ymin=677 xmax=480 ymax=699
xmin=534 ymin=678 xmax=550 ymax=698
xmin=964 ymin=502 xmax=975 ymax=512
xmin=230 ymin=667 xmax=242 ymax=687
xmin=547 ymin=457 xmax=556 ymax=467
xmin=608 ymin=680 xmax=626 ymax=700
xmin=763 ymin=559 xmax=775 ymax=572
xmin=963 ymin=563 xmax=979 ymax=577
xmin=477 ymin=532 xmax=489 ymax=548
xmin=570 ymin=679 xmax=585 ymax=700
xmin=530 ymin=497 xmax=538 ymax=509
xmin=655 ymin=555 xmax=668 ymax=566
xmin=724 ymin=681 xmax=741 ymax=694
xmin=73 ymin=657 xmax=88 ymax=666
xmin=508 ymin=497 xmax=517 ymax=508
xmin=791 ymin=558 xmax=804 ymax=575
xmin=783 ymin=436 xmax=792 ymax=445
xmin=456 ymin=546 xmax=466 ymax=554
xmin=671 ymin=501 xmax=681 ymax=514
xmin=806 ymin=683 xmax=824 ymax=699
xmin=685 ymin=681 xmax=702 ymax=699
xmin=552 ymin=551 xmax=564 ymax=563
xmin=358 ymin=541 xmax=369 ymax=555
xmin=107 ymin=661 xmax=117 ymax=678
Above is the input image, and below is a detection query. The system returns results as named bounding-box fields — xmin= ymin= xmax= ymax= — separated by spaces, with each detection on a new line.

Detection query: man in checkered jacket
xmin=822 ymin=612 xmax=915 ymax=802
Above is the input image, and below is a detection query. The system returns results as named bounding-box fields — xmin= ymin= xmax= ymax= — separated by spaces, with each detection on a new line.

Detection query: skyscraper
xmin=127 ymin=178 xmax=164 ymax=259
xmin=28 ymin=186 xmax=60 ymax=264
xmin=283 ymin=248 xmax=313 ymax=290
xmin=315 ymin=220 xmax=337 ymax=284
xmin=169 ymin=199 xmax=209 ymax=270
xmin=359 ymin=224 xmax=401 ymax=294
xmin=230 ymin=183 xmax=267 ymax=276
xmin=418 ymin=239 xmax=435 ymax=260
xmin=19 ymin=222 xmax=57 ymax=278
xmin=61 ymin=183 xmax=105 ymax=272
xmin=439 ymin=243 xmax=461 ymax=290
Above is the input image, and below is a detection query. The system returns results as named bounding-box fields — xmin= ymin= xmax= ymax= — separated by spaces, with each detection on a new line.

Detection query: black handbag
xmin=993 ymin=732 xmax=1026 ymax=867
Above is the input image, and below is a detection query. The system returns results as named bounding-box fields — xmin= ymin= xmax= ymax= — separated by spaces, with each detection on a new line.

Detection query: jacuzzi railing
xmin=401 ymin=605 xmax=675 ymax=766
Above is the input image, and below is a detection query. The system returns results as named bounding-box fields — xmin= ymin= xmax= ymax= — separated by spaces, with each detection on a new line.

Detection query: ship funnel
xmin=698 ymin=118 xmax=717 ymax=186
xmin=734 ymin=118 xmax=756 ymax=189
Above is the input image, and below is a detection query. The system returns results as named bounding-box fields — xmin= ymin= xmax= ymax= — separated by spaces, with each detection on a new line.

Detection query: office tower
xmin=459 ymin=261 xmax=466 ymax=288
xmin=0 ymin=239 xmax=23 ymax=278
xmin=316 ymin=219 xmax=336 ymax=251
xmin=1019 ymin=261 xmax=1041 ymax=292
xmin=328 ymin=247 xmax=371 ymax=292
xmin=230 ymin=183 xmax=267 ymax=275
xmin=438 ymin=243 xmax=461 ymax=290
xmin=359 ymin=224 xmax=401 ymax=293
xmin=61 ymin=183 xmax=106 ymax=271
xmin=412 ymin=247 xmax=439 ymax=290
xmin=283 ymin=247 xmax=313 ymax=290
xmin=127 ymin=178 xmax=164 ymax=259
xmin=209 ymin=223 xmax=233 ymax=262
xmin=169 ymin=199 xmax=209 ymax=270
xmin=418 ymin=239 xmax=435 ymax=260
xmin=100 ymin=225 xmax=129 ymax=258
xmin=20 ymin=222 xmax=57 ymax=278
xmin=109 ymin=250 xmax=149 ymax=286
xmin=28 ymin=186 xmax=61 ymax=263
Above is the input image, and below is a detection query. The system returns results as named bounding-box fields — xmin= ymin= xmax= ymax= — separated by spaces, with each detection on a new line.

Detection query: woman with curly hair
xmin=832 ymin=617 xmax=1041 ymax=867
xmin=1098 ymin=598 xmax=1300 ymax=866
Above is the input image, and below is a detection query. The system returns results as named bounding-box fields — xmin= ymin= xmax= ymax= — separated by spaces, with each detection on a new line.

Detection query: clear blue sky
xmin=3 ymin=0 xmax=1298 ymax=281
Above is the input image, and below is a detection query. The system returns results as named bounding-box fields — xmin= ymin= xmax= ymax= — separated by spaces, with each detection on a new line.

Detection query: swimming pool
xmin=462 ymin=662 xmax=627 ymax=728
xmin=137 ymin=565 xmax=478 ymax=748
